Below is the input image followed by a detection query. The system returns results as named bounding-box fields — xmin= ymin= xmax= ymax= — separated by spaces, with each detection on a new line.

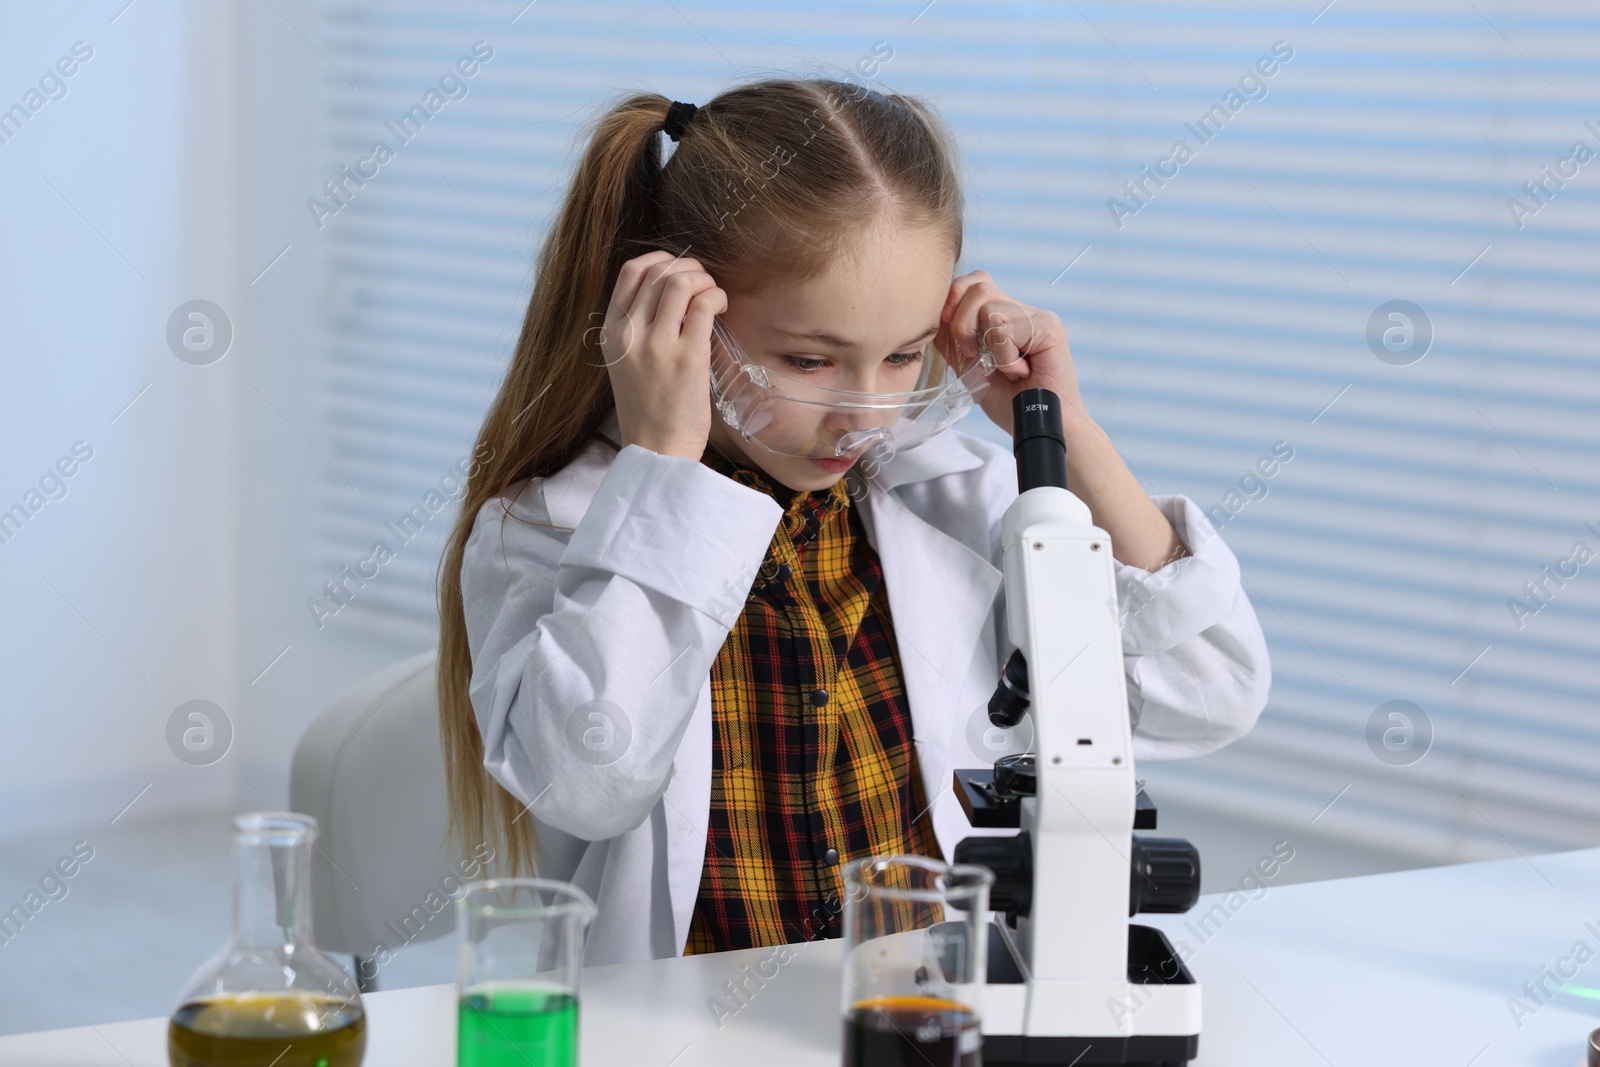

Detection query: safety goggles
xmin=708 ymin=316 xmax=999 ymax=461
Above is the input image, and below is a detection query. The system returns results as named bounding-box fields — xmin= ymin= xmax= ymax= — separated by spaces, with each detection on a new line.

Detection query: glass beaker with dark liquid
xmin=167 ymin=812 xmax=365 ymax=1067
xmin=840 ymin=854 xmax=993 ymax=1067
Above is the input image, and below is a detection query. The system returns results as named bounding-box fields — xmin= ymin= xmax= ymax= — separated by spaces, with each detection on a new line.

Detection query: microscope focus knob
xmin=953 ymin=830 xmax=1033 ymax=918
xmin=1129 ymin=835 xmax=1201 ymax=915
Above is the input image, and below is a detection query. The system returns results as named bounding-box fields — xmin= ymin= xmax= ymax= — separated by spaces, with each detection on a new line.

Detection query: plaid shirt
xmin=682 ymin=445 xmax=943 ymax=954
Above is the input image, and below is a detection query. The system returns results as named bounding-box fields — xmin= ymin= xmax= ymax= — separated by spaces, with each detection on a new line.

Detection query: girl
xmin=436 ymin=77 xmax=1270 ymax=965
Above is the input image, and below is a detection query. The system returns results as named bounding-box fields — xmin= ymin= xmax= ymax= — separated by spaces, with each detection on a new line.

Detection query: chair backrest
xmin=290 ymin=648 xmax=474 ymax=966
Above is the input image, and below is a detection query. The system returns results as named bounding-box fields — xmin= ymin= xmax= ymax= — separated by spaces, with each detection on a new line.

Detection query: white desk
xmin=3 ymin=848 xmax=1596 ymax=1066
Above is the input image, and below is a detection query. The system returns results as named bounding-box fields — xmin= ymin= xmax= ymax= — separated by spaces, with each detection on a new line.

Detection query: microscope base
xmin=983 ymin=1031 xmax=1198 ymax=1067
xmin=980 ymin=922 xmax=1200 ymax=1066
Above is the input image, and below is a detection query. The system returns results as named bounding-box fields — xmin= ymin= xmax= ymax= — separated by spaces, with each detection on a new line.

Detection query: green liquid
xmin=457 ymin=982 xmax=578 ymax=1067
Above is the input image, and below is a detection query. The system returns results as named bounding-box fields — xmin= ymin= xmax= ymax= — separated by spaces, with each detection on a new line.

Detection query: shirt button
xmin=775 ymin=563 xmax=792 ymax=582
xmin=811 ymin=688 xmax=829 ymax=706
xmin=823 ymin=847 xmax=839 ymax=865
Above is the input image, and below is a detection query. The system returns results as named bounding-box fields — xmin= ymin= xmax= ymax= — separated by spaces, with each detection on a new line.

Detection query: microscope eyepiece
xmin=988 ymin=648 xmax=1029 ymax=728
xmin=1012 ymin=388 xmax=1068 ymax=493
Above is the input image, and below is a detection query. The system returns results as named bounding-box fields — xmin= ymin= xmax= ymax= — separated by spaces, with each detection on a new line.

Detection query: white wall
xmin=0 ymin=0 xmax=411 ymax=844
xmin=0 ymin=0 xmax=244 ymax=836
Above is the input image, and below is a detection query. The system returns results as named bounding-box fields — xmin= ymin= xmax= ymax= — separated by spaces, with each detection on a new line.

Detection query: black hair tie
xmin=663 ymin=100 xmax=698 ymax=142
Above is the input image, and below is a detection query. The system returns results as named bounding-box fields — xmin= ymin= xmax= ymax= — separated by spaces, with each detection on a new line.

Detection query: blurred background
xmin=1 ymin=0 xmax=1596 ymax=1036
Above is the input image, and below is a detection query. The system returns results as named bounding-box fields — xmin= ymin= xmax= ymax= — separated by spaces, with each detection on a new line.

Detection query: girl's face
xmin=707 ymin=222 xmax=957 ymax=495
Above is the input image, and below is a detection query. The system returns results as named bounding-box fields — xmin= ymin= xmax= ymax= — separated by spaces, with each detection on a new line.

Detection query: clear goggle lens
xmin=708 ymin=316 xmax=1001 ymax=461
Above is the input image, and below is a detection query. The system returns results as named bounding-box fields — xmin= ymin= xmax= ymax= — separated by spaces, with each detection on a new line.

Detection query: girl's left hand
xmin=935 ymin=270 xmax=1090 ymax=438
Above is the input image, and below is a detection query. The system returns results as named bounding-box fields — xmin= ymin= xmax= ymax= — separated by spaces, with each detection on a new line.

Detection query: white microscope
xmin=951 ymin=387 xmax=1203 ymax=1066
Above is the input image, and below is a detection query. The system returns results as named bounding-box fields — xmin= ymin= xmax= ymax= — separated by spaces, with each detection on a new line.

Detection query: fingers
xmin=610 ymin=250 xmax=680 ymax=316
xmin=982 ymin=308 xmax=1027 ymax=378
xmin=935 ymin=274 xmax=983 ymax=369
xmin=945 ymin=271 xmax=999 ymax=363
xmin=649 ymin=270 xmax=718 ymax=348
xmin=940 ymin=269 xmax=987 ymax=327
xmin=615 ymin=250 xmax=704 ymax=325
xmin=603 ymin=251 xmax=720 ymax=459
xmin=681 ymin=283 xmax=728 ymax=347
xmin=949 ymin=290 xmax=1034 ymax=375
xmin=942 ymin=270 xmax=1075 ymax=433
xmin=632 ymin=253 xmax=707 ymax=329
xmin=605 ymin=251 xmax=710 ymax=366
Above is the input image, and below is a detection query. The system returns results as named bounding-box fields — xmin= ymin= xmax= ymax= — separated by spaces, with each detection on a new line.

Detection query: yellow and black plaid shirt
xmin=682 ymin=445 xmax=943 ymax=954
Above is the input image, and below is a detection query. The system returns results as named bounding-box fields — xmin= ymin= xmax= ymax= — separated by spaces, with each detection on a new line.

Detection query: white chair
xmin=289 ymin=648 xmax=477 ymax=991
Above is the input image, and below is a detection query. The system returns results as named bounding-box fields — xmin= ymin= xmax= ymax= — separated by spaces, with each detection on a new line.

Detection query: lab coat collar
xmin=535 ymin=410 xmax=621 ymax=530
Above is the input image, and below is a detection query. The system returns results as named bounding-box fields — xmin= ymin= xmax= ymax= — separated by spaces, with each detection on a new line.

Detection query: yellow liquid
xmin=168 ymin=991 xmax=365 ymax=1067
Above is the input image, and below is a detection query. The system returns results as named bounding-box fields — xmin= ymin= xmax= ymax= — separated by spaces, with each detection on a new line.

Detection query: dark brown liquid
xmin=168 ymin=992 xmax=365 ymax=1067
xmin=843 ymin=995 xmax=982 ymax=1067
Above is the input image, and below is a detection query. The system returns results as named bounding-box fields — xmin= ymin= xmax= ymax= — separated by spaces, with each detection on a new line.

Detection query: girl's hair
xmin=436 ymin=73 xmax=967 ymax=876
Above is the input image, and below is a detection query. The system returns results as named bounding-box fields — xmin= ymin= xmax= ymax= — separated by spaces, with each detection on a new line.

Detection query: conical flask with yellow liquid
xmin=167 ymin=812 xmax=365 ymax=1067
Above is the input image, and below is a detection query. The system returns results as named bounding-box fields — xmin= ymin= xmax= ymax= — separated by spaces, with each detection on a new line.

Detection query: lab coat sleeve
xmin=1115 ymin=494 xmax=1271 ymax=761
xmin=460 ymin=443 xmax=782 ymax=841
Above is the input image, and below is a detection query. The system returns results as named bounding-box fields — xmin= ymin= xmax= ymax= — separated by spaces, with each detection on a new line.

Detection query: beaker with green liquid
xmin=455 ymin=878 xmax=597 ymax=1067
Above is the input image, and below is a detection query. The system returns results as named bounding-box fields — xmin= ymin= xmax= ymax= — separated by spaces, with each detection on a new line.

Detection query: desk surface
xmin=4 ymin=848 xmax=1597 ymax=1066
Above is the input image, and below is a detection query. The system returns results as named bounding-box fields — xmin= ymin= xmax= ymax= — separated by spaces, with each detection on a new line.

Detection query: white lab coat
xmin=461 ymin=408 xmax=1269 ymax=965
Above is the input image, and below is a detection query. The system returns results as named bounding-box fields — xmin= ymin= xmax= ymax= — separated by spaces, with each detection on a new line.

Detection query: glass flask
xmin=840 ymin=854 xmax=993 ymax=1067
xmin=168 ymin=812 xmax=365 ymax=1067
xmin=456 ymin=878 xmax=597 ymax=1067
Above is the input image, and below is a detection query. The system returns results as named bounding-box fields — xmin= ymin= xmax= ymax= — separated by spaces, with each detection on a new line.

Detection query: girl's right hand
xmin=598 ymin=251 xmax=727 ymax=460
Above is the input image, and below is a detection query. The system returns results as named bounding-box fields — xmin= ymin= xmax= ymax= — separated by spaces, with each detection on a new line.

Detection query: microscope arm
xmin=996 ymin=452 xmax=1136 ymax=993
